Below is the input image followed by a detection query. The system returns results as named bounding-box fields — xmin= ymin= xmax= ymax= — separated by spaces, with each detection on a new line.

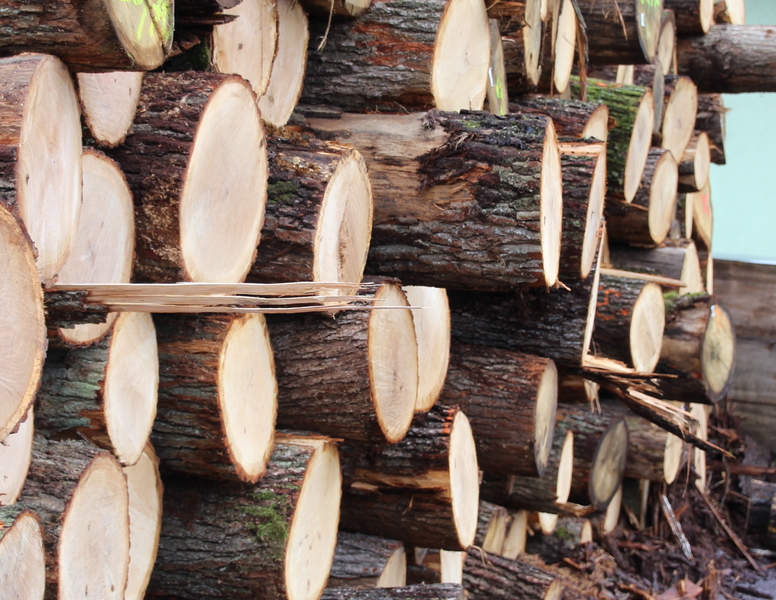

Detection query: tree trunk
xmin=572 ymin=78 xmax=655 ymax=203
xmin=678 ymin=132 xmax=711 ymax=193
xmin=554 ymin=406 xmax=629 ymax=509
xmin=104 ymin=72 xmax=267 ymax=284
xmin=77 ymin=72 xmax=143 ymax=148
xmin=695 ymin=94 xmax=726 ymax=164
xmin=463 ymin=548 xmax=563 ymax=600
xmin=509 ymin=96 xmax=610 ymax=142
xmin=665 ymin=0 xmax=714 ymax=33
xmin=654 ymin=294 xmax=736 ymax=403
xmin=576 ymin=0 xmax=663 ymax=65
xmin=660 ymin=75 xmax=698 ymax=163
xmin=593 ymin=275 xmax=665 ymax=372
xmin=301 ymin=0 xmax=490 ymax=112
xmin=18 ymin=436 xmax=130 ymax=600
xmin=321 ymin=584 xmax=465 ymax=600
xmin=0 ymin=506 xmax=46 ymax=600
xmin=268 ymin=282 xmax=417 ymax=443
xmin=307 ymin=110 xmax=564 ymax=291
xmin=339 ymin=405 xmax=479 ymax=551
xmin=147 ymin=437 xmax=342 ymax=600
xmin=605 ymin=148 xmax=678 ymax=247
xmin=608 ymin=239 xmax=704 ymax=293
xmin=656 ymin=10 xmax=676 ymax=76
xmin=475 ymin=501 xmax=510 ymax=553
xmin=298 ymin=0 xmax=372 ymax=17
xmin=0 ymin=54 xmax=82 ymax=283
xmin=327 ymin=532 xmax=406 ymax=588
xmin=151 ymin=313 xmax=276 ymax=483
xmin=677 ymin=25 xmax=776 ymax=93
xmin=247 ymin=136 xmax=372 ymax=286
xmin=0 ymin=205 xmax=46 ymax=442
xmin=0 ymin=0 xmax=172 ymax=70
xmin=36 ymin=312 xmax=158 ymax=467
xmin=440 ymin=342 xmax=558 ymax=477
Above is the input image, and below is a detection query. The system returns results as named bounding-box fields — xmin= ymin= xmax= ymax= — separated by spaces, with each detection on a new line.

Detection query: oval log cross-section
xmin=0 ymin=507 xmax=46 ymax=600
xmin=77 ymin=72 xmax=143 ymax=147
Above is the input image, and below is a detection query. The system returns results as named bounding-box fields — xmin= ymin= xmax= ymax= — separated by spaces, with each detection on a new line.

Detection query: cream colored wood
xmin=259 ymin=0 xmax=308 ymax=127
xmin=556 ymin=431 xmax=574 ymax=505
xmin=59 ymin=454 xmax=130 ymax=600
xmin=698 ymin=0 xmax=715 ymax=32
xmin=679 ymin=241 xmax=704 ymax=294
xmin=545 ymin=580 xmax=564 ymax=600
xmin=122 ymin=444 xmax=162 ymax=600
xmin=541 ymin=0 xmax=550 ymax=21
xmin=501 ymin=510 xmax=527 ymax=559
xmin=716 ymin=0 xmax=745 ymax=24
xmin=581 ymin=152 xmax=606 ymax=278
xmin=77 ymin=72 xmax=143 ymax=147
xmin=691 ymin=132 xmax=711 ymax=193
xmin=219 ymin=314 xmax=277 ymax=482
xmin=630 ymin=282 xmax=666 ymax=373
xmin=656 ymin=15 xmax=676 ymax=75
xmin=553 ymin=0 xmax=577 ymax=94
xmin=53 ymin=281 xmax=378 ymax=296
xmin=663 ymin=431 xmax=684 ymax=485
xmin=313 ymin=150 xmax=373 ymax=296
xmin=702 ymin=302 xmax=735 ymax=397
xmin=690 ymin=180 xmax=713 ymax=250
xmin=524 ymin=0 xmax=543 ymax=86
xmin=662 ymin=77 xmax=698 ymax=162
xmin=541 ymin=120 xmax=563 ymax=287
xmin=481 ymin=506 xmax=509 ymax=554
xmin=449 ymin=411 xmax=479 ymax=548
xmin=0 ymin=206 xmax=46 ymax=442
xmin=17 ymin=55 xmax=82 ymax=282
xmin=603 ymin=484 xmax=622 ymax=533
xmin=0 ymin=409 xmax=33 ymax=505
xmin=285 ymin=440 xmax=342 ymax=600
xmin=104 ymin=0 xmax=170 ymax=69
xmin=590 ymin=420 xmax=628 ymax=509
xmin=580 ymin=519 xmax=593 ymax=543
xmin=647 ymin=150 xmax=678 ymax=245
xmin=431 ymin=0 xmax=491 ymax=111
xmin=440 ymin=550 xmax=465 ymax=584
xmin=58 ymin=150 xmax=135 ymax=345
xmin=0 ymin=510 xmax=45 ymax=600
xmin=538 ymin=512 xmax=558 ymax=535
xmin=623 ymin=90 xmax=655 ymax=203
xmin=582 ymin=236 xmax=605 ymax=361
xmin=582 ymin=105 xmax=610 ymax=142
xmin=404 ymin=287 xmax=450 ymax=413
xmin=706 ymin=256 xmax=714 ymax=294
xmin=616 ymin=65 xmax=635 ymax=85
xmin=179 ymin=79 xmax=267 ymax=283
xmin=212 ymin=0 xmax=278 ymax=97
xmin=599 ymin=268 xmax=684 ymax=288
xmin=374 ymin=544 xmax=406 ymax=587
xmin=535 ymin=360 xmax=559 ymax=477
xmin=691 ymin=404 xmax=709 ymax=491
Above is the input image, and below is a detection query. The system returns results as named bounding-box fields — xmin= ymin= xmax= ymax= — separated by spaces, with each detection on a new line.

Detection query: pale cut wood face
xmin=0 ymin=511 xmax=45 ymax=600
xmin=662 ymin=77 xmax=699 ymax=163
xmin=375 ymin=545 xmax=407 ymax=587
xmin=648 ymin=151 xmax=679 ymax=245
xmin=104 ymin=0 xmax=170 ymax=69
xmin=535 ymin=361 xmax=559 ymax=477
xmin=449 ymin=411 xmax=479 ymax=548
xmin=77 ymin=72 xmax=143 ymax=147
xmin=663 ymin=429 xmax=685 ymax=485
xmin=624 ymin=90 xmax=655 ymax=202
xmin=553 ymin=0 xmax=577 ymax=94
xmin=541 ymin=120 xmax=563 ymax=287
xmin=630 ymin=282 xmax=666 ymax=373
xmin=0 ymin=410 xmax=33 ymax=505
xmin=589 ymin=419 xmax=629 ymax=509
xmin=702 ymin=303 xmax=735 ymax=396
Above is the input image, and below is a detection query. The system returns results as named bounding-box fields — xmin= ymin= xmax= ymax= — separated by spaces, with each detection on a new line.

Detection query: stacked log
xmin=77 ymin=72 xmax=143 ymax=147
xmin=0 ymin=506 xmax=46 ymax=599
xmin=327 ymin=532 xmax=407 ymax=588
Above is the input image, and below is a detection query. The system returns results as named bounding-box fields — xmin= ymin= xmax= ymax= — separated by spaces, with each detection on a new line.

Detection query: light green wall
xmin=709 ymin=0 xmax=776 ymax=263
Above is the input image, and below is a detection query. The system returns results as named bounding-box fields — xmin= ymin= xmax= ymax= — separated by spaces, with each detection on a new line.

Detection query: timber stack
xmin=0 ymin=0 xmax=771 ymax=598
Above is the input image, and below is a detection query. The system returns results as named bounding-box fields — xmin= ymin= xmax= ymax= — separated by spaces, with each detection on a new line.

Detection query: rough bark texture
xmin=576 ymin=0 xmax=661 ymax=65
xmin=147 ymin=441 xmax=332 ymax=600
xmin=308 ymin=111 xmax=555 ymax=291
xmin=608 ymin=241 xmax=693 ymax=281
xmin=339 ymin=405 xmax=473 ymax=551
xmin=327 ymin=531 xmax=403 ymax=588
xmin=440 ymin=342 xmax=554 ymax=477
xmin=0 ymin=0 xmax=172 ymax=70
xmin=44 ymin=291 xmax=111 ymax=330
xmin=301 ymin=0 xmax=455 ymax=110
xmin=321 ymin=584 xmax=465 ymax=600
xmin=151 ymin=313 xmax=271 ymax=482
xmin=677 ymin=25 xmax=776 ymax=93
xmin=560 ymin=152 xmax=602 ymax=280
xmin=463 ymin=548 xmax=561 ymax=600
xmin=298 ymin=0 xmax=371 ymax=18
xmin=695 ymin=94 xmax=726 ymax=165
xmin=664 ymin=0 xmax=711 ymax=33
xmin=510 ymin=97 xmax=607 ymax=140
xmin=621 ymin=415 xmax=679 ymax=483
xmin=104 ymin=72 xmax=257 ymax=283
xmin=592 ymin=275 xmax=649 ymax=366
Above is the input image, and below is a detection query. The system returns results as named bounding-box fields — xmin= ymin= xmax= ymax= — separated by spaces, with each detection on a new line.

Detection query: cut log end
xmin=259 ymin=0 xmax=309 ymax=127
xmin=404 ymin=286 xmax=451 ymax=413
xmin=370 ymin=284 xmax=419 ymax=442
xmin=59 ymin=453 xmax=130 ymax=600
xmin=77 ymin=72 xmax=143 ymax=147
xmin=502 ymin=510 xmax=527 ymax=559
xmin=680 ymin=241 xmax=705 ymax=294
xmin=699 ymin=0 xmax=716 ymax=32
xmin=716 ymin=0 xmax=745 ymax=24
xmin=285 ymin=440 xmax=342 ymax=600
xmin=313 ymin=150 xmax=373 ymax=293
xmin=581 ymin=152 xmax=607 ymax=279
xmin=554 ymin=0 xmax=578 ymax=94
xmin=589 ymin=418 xmax=629 ymax=510
xmin=583 ymin=236 xmax=605 ymax=360
xmin=541 ymin=120 xmax=563 ymax=287
xmin=101 ymin=312 xmax=158 ymax=466
xmin=583 ymin=105 xmax=610 ymax=143
xmin=630 ymin=282 xmax=666 ymax=373
xmin=523 ymin=0 xmax=543 ymax=85
xmin=431 ymin=0 xmax=491 ymax=111
xmin=123 ymin=444 xmax=163 ymax=600
xmin=0 ymin=206 xmax=45 ymax=442
xmin=656 ymin=14 xmax=675 ymax=76
xmin=701 ymin=302 xmax=735 ymax=401
xmin=663 ymin=77 xmax=699 ymax=162
xmin=180 ymin=78 xmax=268 ymax=283
xmin=0 ymin=509 xmax=45 ymax=600
xmin=0 ymin=409 xmax=33 ymax=505
xmin=534 ymin=361 xmax=559 ymax=477
xmin=603 ymin=484 xmax=622 ymax=533
xmin=105 ymin=0 xmax=170 ymax=69
xmin=624 ymin=90 xmax=656 ymax=202
xmin=691 ymin=404 xmax=709 ymax=490
xmin=538 ymin=511 xmax=558 ymax=536
xmin=636 ymin=0 xmax=664 ymax=62
xmin=377 ymin=545 xmax=407 ymax=587
xmin=663 ymin=432 xmax=684 ymax=485
xmin=690 ymin=132 xmax=711 ymax=193
xmin=57 ymin=150 xmax=135 ymax=346
xmin=16 ymin=55 xmax=82 ymax=282
xmin=219 ymin=314 xmax=277 ymax=482
xmin=648 ymin=150 xmax=679 ymax=244
xmin=449 ymin=411 xmax=480 ymax=549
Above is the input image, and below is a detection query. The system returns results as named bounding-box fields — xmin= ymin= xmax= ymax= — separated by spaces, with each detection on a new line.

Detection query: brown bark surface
xmin=593 ymin=275 xmax=648 ymax=366
xmin=440 ymin=342 xmax=555 ymax=477
xmin=695 ymin=94 xmax=726 ymax=164
xmin=327 ymin=531 xmax=403 ymax=588
xmin=321 ymin=584 xmax=465 ymax=600
xmin=608 ymin=241 xmax=694 ymax=281
xmin=560 ymin=152 xmax=603 ymax=280
xmin=510 ymin=97 xmax=607 ymax=140
xmin=576 ymin=0 xmax=661 ymax=65
xmin=308 ymin=110 xmax=557 ymax=291
xmin=463 ymin=548 xmax=561 ymax=600
xmin=297 ymin=0 xmax=371 ymax=17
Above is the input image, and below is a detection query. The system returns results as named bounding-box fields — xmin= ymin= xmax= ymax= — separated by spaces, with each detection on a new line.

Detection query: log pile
xmin=1 ymin=0 xmax=772 ymax=598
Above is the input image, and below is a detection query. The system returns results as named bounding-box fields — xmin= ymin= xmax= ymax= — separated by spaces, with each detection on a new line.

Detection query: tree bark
xmin=327 ymin=531 xmax=406 ymax=588
xmin=475 ymin=501 xmax=509 ymax=553
xmin=301 ymin=0 xmax=490 ymax=112
xmin=695 ymin=94 xmax=726 ymax=164
xmin=147 ymin=437 xmax=342 ymax=600
xmin=492 ymin=0 xmax=544 ymax=93
xmin=151 ymin=313 xmax=276 ymax=483
xmin=678 ymin=132 xmax=711 ymax=193
xmin=463 ymin=548 xmax=563 ymax=600
xmin=664 ymin=0 xmax=714 ymax=33
xmin=321 ymin=584 xmax=465 ymax=600
xmin=77 ymin=72 xmax=143 ymax=148
xmin=608 ymin=239 xmax=704 ymax=293
xmin=247 ymin=136 xmax=372 ymax=285
xmin=308 ymin=110 xmax=563 ymax=291
xmin=509 ymin=97 xmax=610 ymax=141
xmin=440 ymin=342 xmax=558 ymax=477
xmin=268 ymin=283 xmax=418 ymax=443
xmin=677 ymin=25 xmax=776 ymax=93
xmin=298 ymin=0 xmax=371 ymax=18
xmin=104 ymin=72 xmax=267 ymax=284
xmin=659 ymin=75 xmax=698 ymax=163
xmin=0 ymin=506 xmax=46 ymax=600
